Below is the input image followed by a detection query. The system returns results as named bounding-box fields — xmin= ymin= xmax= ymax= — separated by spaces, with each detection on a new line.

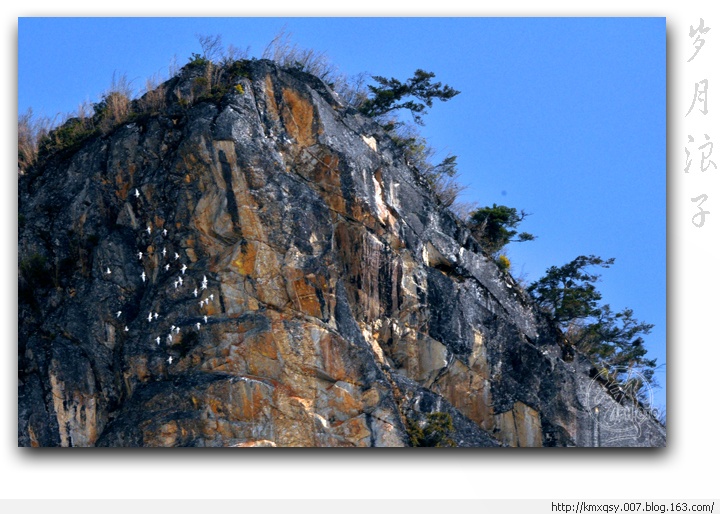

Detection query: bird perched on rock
xmin=203 ymin=315 xmax=208 ymax=324
xmin=124 ymin=326 xmax=129 ymax=332
xmin=209 ymin=294 xmax=214 ymax=301
xmin=196 ymin=322 xmax=201 ymax=330
xmin=167 ymin=333 xmax=173 ymax=343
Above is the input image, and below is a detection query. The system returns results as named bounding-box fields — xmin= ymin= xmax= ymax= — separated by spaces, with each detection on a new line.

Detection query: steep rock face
xmin=18 ymin=60 xmax=666 ymax=447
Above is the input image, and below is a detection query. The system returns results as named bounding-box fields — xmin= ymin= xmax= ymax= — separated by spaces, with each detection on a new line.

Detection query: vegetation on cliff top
xmin=18 ymin=32 xmax=466 ymax=213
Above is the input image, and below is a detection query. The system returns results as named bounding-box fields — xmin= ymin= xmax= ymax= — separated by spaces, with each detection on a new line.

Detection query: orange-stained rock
xmin=281 ymin=88 xmax=316 ymax=148
xmin=494 ymin=402 xmax=543 ymax=448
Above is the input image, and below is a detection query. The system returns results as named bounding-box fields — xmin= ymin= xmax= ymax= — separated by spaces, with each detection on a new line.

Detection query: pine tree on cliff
xmin=528 ymin=255 xmax=657 ymax=392
xmin=468 ymin=204 xmax=536 ymax=257
xmin=358 ymin=69 xmax=460 ymax=125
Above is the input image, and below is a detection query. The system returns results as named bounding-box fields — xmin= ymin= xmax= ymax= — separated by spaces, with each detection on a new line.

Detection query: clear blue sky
xmin=18 ymin=17 xmax=666 ymax=411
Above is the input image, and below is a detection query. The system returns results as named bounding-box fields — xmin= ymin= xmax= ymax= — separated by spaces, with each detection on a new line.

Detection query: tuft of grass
xmin=262 ymin=27 xmax=367 ymax=109
xmin=497 ymin=254 xmax=511 ymax=271
xmin=138 ymin=74 xmax=167 ymax=114
xmin=18 ymin=109 xmax=53 ymax=174
xmin=95 ymin=72 xmax=133 ymax=134
xmin=388 ymin=122 xmax=465 ymax=208
xmin=262 ymin=26 xmax=336 ymax=82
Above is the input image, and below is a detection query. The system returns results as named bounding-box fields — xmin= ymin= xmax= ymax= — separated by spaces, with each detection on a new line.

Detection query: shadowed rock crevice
xmin=217 ymin=149 xmax=241 ymax=229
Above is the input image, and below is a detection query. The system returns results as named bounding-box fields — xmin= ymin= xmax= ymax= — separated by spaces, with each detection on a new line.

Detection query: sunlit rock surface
xmin=18 ymin=60 xmax=666 ymax=447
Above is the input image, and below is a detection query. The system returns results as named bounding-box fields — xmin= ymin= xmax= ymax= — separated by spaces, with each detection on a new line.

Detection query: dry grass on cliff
xmin=18 ymin=109 xmax=51 ymax=174
xmin=97 ymin=73 xmax=133 ymax=134
xmin=262 ymin=28 xmax=367 ymax=109
xmin=138 ymin=74 xmax=167 ymax=115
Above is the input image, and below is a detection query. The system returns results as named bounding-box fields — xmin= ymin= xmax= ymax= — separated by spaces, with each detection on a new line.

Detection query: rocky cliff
xmin=18 ymin=59 xmax=666 ymax=447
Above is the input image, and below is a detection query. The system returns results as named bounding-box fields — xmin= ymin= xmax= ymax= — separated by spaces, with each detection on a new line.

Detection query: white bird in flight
xmin=105 ymin=267 xmax=112 ymax=275
xmin=138 ymin=252 xmax=143 ymax=260
xmin=203 ymin=315 xmax=208 ymax=324
xmin=141 ymin=271 xmax=146 ymax=282
xmin=154 ymin=312 xmax=159 ymax=320
xmin=165 ymin=264 xmax=170 ymax=271
xmin=174 ymin=252 xmax=180 ymax=260
xmin=146 ymin=225 xmax=152 ymax=235
xmin=171 ymin=325 xmax=176 ymax=331
xmin=167 ymin=333 xmax=173 ymax=343
xmin=148 ymin=312 xmax=153 ymax=322
xmin=174 ymin=280 xmax=179 ymax=289
xmin=134 ymin=188 xmax=140 ymax=198
xmin=193 ymin=288 xmax=198 ymax=298
xmin=199 ymin=300 xmax=204 ymax=308
xmin=178 ymin=276 xmax=183 ymax=286
xmin=167 ymin=356 xmax=173 ymax=365
xmin=174 ymin=327 xmax=180 ymax=334
xmin=201 ymin=283 xmax=207 ymax=291
xmin=162 ymin=247 xmax=167 ymax=257
xmin=116 ymin=311 xmax=122 ymax=318
xmin=196 ymin=322 xmax=201 ymax=330
xmin=156 ymin=336 xmax=161 ymax=345
xmin=163 ymin=229 xmax=168 ymax=237
xmin=124 ymin=326 xmax=129 ymax=332
xmin=181 ymin=264 xmax=187 ymax=275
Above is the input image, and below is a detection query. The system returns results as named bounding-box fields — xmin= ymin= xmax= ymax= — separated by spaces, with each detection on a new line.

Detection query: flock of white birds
xmin=107 ymin=188 xmax=216 ymax=367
